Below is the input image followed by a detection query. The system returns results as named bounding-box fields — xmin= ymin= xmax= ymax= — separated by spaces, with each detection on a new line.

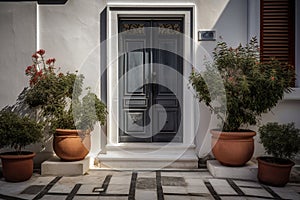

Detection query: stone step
xmin=207 ymin=160 xmax=258 ymax=181
xmin=41 ymin=156 xmax=90 ymax=176
xmin=97 ymin=143 xmax=198 ymax=169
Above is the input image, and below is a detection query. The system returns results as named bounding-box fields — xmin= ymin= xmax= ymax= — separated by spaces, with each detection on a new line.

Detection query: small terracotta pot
xmin=0 ymin=151 xmax=35 ymax=182
xmin=210 ymin=129 xmax=256 ymax=166
xmin=53 ymin=129 xmax=91 ymax=161
xmin=257 ymin=156 xmax=295 ymax=187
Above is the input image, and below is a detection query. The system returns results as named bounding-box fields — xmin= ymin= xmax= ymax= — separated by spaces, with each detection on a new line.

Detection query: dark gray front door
xmin=118 ymin=18 xmax=183 ymax=142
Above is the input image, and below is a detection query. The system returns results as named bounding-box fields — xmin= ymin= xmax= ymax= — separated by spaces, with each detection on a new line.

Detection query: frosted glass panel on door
xmin=126 ymin=52 xmax=144 ymax=94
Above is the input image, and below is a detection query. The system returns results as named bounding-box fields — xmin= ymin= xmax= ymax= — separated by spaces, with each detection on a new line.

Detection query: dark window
xmin=260 ymin=0 xmax=295 ymax=67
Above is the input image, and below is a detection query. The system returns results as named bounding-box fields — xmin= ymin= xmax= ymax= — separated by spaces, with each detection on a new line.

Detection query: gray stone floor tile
xmin=106 ymin=183 xmax=130 ymax=194
xmin=186 ymin=185 xmax=210 ymax=194
xmin=77 ymin=184 xmax=102 ymax=194
xmin=165 ymin=194 xmax=213 ymax=200
xmin=240 ymin=187 xmax=273 ymax=198
xmin=137 ymin=172 xmax=156 ymax=178
xmin=162 ymin=185 xmax=187 ymax=194
xmin=164 ymin=195 xmax=192 ymax=200
xmin=136 ymin=177 xmax=156 ymax=189
xmin=270 ymin=186 xmax=300 ymax=200
xmin=233 ymin=180 xmax=261 ymax=187
xmin=209 ymin=179 xmax=237 ymax=195
xmin=97 ymin=197 xmax=128 ymax=200
xmin=160 ymin=172 xmax=183 ymax=177
xmin=185 ymin=178 xmax=205 ymax=186
xmin=135 ymin=189 xmax=157 ymax=200
xmin=73 ymin=196 xmax=100 ymax=200
xmin=42 ymin=195 xmax=68 ymax=200
xmin=48 ymin=183 xmax=74 ymax=193
xmin=162 ymin=176 xmax=187 ymax=186
xmin=109 ymin=175 xmax=131 ymax=185
xmin=221 ymin=197 xmax=247 ymax=200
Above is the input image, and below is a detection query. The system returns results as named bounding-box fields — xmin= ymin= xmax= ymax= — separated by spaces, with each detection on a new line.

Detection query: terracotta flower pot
xmin=210 ymin=129 xmax=256 ymax=166
xmin=257 ymin=156 xmax=295 ymax=187
xmin=0 ymin=151 xmax=35 ymax=182
xmin=53 ymin=129 xmax=91 ymax=161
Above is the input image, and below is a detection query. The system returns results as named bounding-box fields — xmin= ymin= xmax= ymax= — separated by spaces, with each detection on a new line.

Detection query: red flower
xmin=25 ymin=65 xmax=33 ymax=75
xmin=36 ymin=49 xmax=45 ymax=56
xmin=58 ymin=72 xmax=64 ymax=77
xmin=32 ymin=53 xmax=39 ymax=59
xmin=36 ymin=70 xmax=43 ymax=77
xmin=271 ymin=76 xmax=275 ymax=81
xmin=46 ymin=58 xmax=56 ymax=65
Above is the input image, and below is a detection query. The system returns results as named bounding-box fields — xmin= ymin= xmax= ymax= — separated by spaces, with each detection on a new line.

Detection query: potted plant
xmin=257 ymin=122 xmax=300 ymax=186
xmin=0 ymin=111 xmax=43 ymax=182
xmin=189 ymin=37 xmax=295 ymax=166
xmin=24 ymin=49 xmax=107 ymax=161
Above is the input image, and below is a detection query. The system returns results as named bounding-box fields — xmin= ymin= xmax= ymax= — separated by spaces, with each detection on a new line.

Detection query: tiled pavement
xmin=0 ymin=169 xmax=299 ymax=200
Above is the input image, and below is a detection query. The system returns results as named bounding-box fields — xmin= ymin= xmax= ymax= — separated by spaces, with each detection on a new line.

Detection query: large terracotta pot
xmin=0 ymin=151 xmax=35 ymax=182
xmin=53 ymin=129 xmax=91 ymax=161
xmin=210 ymin=129 xmax=256 ymax=166
xmin=257 ymin=156 xmax=295 ymax=187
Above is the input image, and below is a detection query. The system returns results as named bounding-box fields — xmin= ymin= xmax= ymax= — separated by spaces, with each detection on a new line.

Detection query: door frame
xmin=106 ymin=6 xmax=196 ymax=146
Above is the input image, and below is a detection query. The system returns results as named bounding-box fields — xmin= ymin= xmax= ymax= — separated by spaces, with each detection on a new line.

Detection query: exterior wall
xmin=0 ymin=0 xmax=299 ymax=165
xmin=0 ymin=2 xmax=36 ymax=109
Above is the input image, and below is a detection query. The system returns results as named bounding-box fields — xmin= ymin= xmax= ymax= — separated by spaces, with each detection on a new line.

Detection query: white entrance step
xmin=97 ymin=143 xmax=198 ymax=169
xmin=207 ymin=160 xmax=258 ymax=181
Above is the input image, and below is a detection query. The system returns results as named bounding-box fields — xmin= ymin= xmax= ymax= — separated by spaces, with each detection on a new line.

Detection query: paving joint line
xmin=33 ymin=176 xmax=62 ymax=200
xmin=128 ymin=171 xmax=137 ymax=200
xmin=226 ymin=178 xmax=245 ymax=195
xmin=261 ymin=185 xmax=283 ymax=199
xmin=100 ymin=174 xmax=112 ymax=194
xmin=204 ymin=180 xmax=221 ymax=200
xmin=66 ymin=184 xmax=81 ymax=200
xmin=156 ymin=171 xmax=164 ymax=200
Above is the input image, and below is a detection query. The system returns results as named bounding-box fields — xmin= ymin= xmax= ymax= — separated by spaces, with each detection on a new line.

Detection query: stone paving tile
xmin=164 ymin=194 xmax=214 ymax=200
xmin=135 ymin=189 xmax=157 ymax=200
xmin=161 ymin=172 xmax=183 ymax=177
xmin=95 ymin=197 xmax=127 ymax=200
xmin=220 ymin=197 xmax=247 ymax=200
xmin=106 ymin=183 xmax=130 ymax=194
xmin=77 ymin=184 xmax=102 ymax=194
xmin=240 ymin=187 xmax=273 ymax=198
xmin=109 ymin=175 xmax=131 ymax=185
xmin=209 ymin=179 xmax=237 ymax=195
xmin=162 ymin=185 xmax=188 ymax=194
xmin=186 ymin=180 xmax=211 ymax=194
xmin=42 ymin=195 xmax=68 ymax=200
xmin=233 ymin=180 xmax=261 ymax=187
xmin=162 ymin=176 xmax=187 ymax=186
xmin=137 ymin=171 xmax=156 ymax=178
xmin=270 ymin=185 xmax=300 ymax=200
xmin=73 ymin=196 xmax=100 ymax=200
xmin=136 ymin=177 xmax=156 ymax=189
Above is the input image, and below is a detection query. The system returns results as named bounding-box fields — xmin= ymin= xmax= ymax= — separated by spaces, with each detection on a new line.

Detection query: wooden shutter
xmin=260 ymin=0 xmax=295 ymax=66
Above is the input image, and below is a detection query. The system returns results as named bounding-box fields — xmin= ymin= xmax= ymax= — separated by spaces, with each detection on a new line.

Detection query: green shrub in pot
xmin=257 ymin=122 xmax=300 ymax=186
xmin=189 ymin=37 xmax=295 ymax=166
xmin=0 ymin=111 xmax=43 ymax=182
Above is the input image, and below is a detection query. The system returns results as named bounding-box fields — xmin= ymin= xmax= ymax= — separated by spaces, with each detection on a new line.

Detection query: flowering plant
xmin=25 ymin=49 xmax=58 ymax=86
xmin=24 ymin=49 xmax=107 ymax=133
xmin=190 ymin=37 xmax=295 ymax=131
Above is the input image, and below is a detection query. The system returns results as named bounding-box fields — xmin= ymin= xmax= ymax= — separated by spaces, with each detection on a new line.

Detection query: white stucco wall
xmin=0 ymin=0 xmax=299 ymax=165
xmin=0 ymin=2 xmax=36 ymax=109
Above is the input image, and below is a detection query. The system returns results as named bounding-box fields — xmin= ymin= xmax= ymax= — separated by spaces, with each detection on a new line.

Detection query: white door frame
xmin=105 ymin=5 xmax=196 ymax=148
